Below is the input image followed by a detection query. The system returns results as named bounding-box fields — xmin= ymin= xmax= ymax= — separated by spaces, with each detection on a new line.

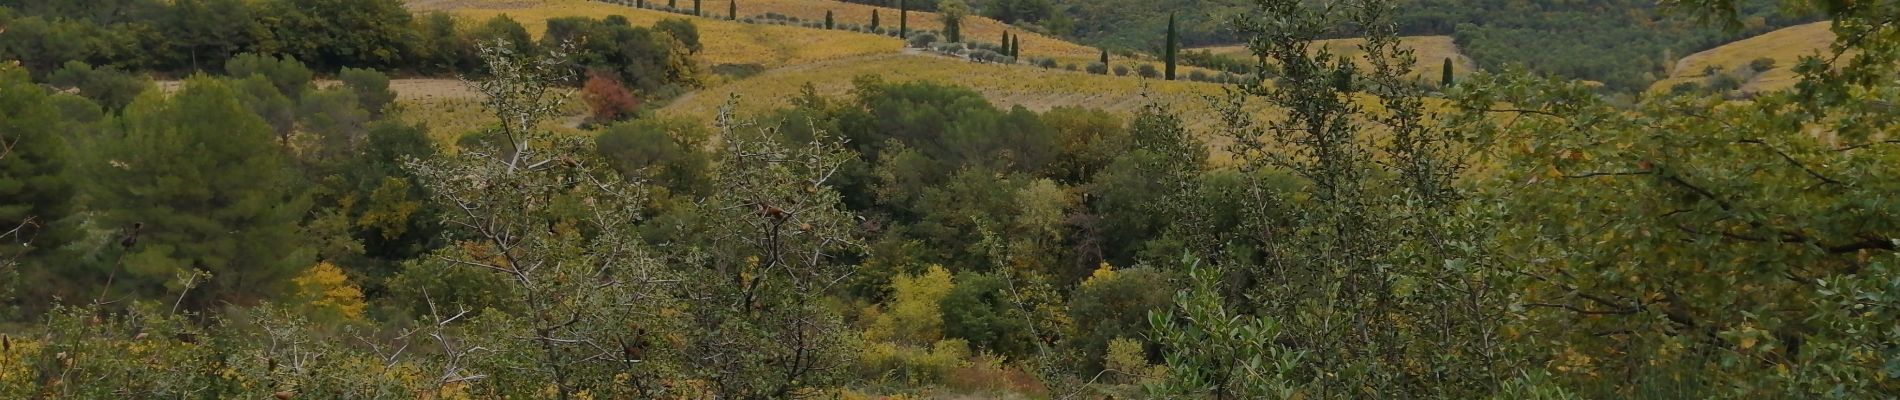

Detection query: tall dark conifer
xmin=871 ymin=9 xmax=880 ymax=30
xmin=1164 ymin=12 xmax=1178 ymax=80
xmin=1441 ymin=57 xmax=1454 ymax=88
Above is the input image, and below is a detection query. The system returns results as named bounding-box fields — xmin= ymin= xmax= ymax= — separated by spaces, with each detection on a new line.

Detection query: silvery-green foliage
xmin=403 ymin=39 xmax=683 ymax=399
xmin=680 ymin=100 xmax=864 ymax=399
xmin=1148 ymin=0 xmax=1517 ymax=396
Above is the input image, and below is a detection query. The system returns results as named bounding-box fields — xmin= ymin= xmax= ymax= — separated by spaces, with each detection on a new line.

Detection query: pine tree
xmin=825 ymin=10 xmax=834 ymax=29
xmin=1440 ymin=57 xmax=1454 ymax=88
xmin=1164 ymin=12 xmax=1177 ymax=80
xmin=871 ymin=9 xmax=880 ymax=30
xmin=91 ymin=77 xmax=312 ymax=308
xmin=0 ymin=64 xmax=76 ymax=264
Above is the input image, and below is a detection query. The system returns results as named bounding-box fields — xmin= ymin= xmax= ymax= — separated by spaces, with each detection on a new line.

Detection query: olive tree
xmin=404 ymin=40 xmax=683 ymax=399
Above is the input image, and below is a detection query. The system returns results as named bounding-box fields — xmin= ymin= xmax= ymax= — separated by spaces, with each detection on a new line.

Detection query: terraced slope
xmin=1647 ymin=21 xmax=1835 ymax=94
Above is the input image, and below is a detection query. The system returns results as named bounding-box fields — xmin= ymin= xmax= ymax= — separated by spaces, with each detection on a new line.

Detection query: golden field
xmin=1647 ymin=21 xmax=1836 ymax=94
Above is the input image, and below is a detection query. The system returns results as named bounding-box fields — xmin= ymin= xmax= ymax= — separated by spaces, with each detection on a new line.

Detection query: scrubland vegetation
xmin=1 ymin=0 xmax=1897 ymax=398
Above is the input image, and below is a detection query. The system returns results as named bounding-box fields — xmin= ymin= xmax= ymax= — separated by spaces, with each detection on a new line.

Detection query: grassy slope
xmin=1647 ymin=21 xmax=1835 ymax=94
xmin=1192 ymin=35 xmax=1478 ymax=81
xmin=411 ymin=0 xmax=904 ymax=68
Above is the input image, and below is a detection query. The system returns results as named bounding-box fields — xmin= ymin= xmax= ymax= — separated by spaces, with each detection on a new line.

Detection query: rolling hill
xmin=1647 ymin=21 xmax=1835 ymax=94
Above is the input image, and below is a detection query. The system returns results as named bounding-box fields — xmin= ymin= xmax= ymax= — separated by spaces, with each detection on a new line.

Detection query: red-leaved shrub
xmin=581 ymin=70 xmax=640 ymax=122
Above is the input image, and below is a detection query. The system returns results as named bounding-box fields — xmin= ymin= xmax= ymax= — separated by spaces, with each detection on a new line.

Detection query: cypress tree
xmin=668 ymin=0 xmax=676 ymax=8
xmin=693 ymin=0 xmax=701 ymax=16
xmin=1002 ymin=31 xmax=1011 ymax=55
xmin=1100 ymin=49 xmax=1109 ymax=65
xmin=1441 ymin=57 xmax=1455 ymax=88
xmin=899 ymin=1 xmax=908 ymax=38
xmin=825 ymin=10 xmax=834 ymax=29
xmin=1164 ymin=12 xmax=1177 ymax=80
xmin=1012 ymin=35 xmax=1021 ymax=58
xmin=729 ymin=0 xmax=737 ymax=20
xmin=871 ymin=9 xmax=880 ymax=30
xmin=947 ymin=18 xmax=959 ymax=43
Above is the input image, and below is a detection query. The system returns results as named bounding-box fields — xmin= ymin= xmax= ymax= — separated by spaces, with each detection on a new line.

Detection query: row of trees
xmin=0 ymin=0 xmax=701 ymax=92
xmin=0 ymin=0 xmax=417 ymax=74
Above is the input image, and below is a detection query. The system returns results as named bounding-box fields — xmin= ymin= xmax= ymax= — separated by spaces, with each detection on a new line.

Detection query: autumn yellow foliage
xmin=292 ymin=262 xmax=367 ymax=321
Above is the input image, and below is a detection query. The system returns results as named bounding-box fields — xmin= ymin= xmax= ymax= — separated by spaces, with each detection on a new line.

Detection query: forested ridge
xmin=1 ymin=0 xmax=1898 ymax=398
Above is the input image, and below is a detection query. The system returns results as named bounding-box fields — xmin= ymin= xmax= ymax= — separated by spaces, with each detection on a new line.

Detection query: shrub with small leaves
xmin=1748 ymin=57 xmax=1776 ymax=72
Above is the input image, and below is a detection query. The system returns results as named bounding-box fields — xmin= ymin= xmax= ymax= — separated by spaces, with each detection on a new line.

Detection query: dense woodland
xmin=2 ymin=0 xmax=1899 ymax=398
